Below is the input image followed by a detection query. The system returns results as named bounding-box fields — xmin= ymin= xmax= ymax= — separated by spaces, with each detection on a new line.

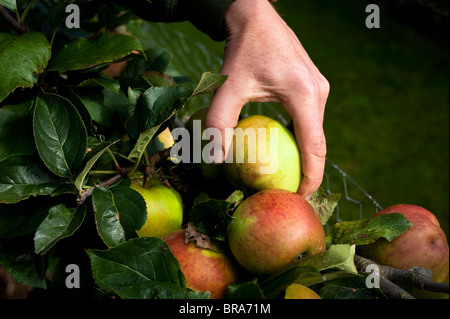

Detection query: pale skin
xmin=205 ymin=0 xmax=330 ymax=199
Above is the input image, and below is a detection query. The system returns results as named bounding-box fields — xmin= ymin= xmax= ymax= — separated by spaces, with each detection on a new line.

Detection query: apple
xmin=162 ymin=229 xmax=241 ymax=299
xmin=147 ymin=127 xmax=175 ymax=154
xmin=228 ymin=188 xmax=326 ymax=275
xmin=130 ymin=181 xmax=183 ymax=238
xmin=223 ymin=115 xmax=301 ymax=193
xmin=358 ymin=204 xmax=449 ymax=298
xmin=185 ymin=107 xmax=223 ymax=180
xmin=284 ymin=283 xmax=321 ymax=299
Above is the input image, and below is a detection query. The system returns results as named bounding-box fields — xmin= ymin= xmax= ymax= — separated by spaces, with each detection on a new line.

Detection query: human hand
xmin=205 ymin=0 xmax=330 ymax=199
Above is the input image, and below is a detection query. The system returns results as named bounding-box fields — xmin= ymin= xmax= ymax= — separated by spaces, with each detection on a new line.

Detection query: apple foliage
xmin=0 ymin=1 xmax=415 ymax=300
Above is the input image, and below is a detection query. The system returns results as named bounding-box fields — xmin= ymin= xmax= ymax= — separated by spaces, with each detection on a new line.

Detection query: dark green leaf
xmin=75 ymin=141 xmax=119 ymax=193
xmin=0 ymin=100 xmax=35 ymax=162
xmin=127 ymin=125 xmax=161 ymax=162
xmin=110 ymin=185 xmax=147 ymax=236
xmin=33 ymin=94 xmax=88 ymax=178
xmin=0 ymin=198 xmax=50 ymax=238
xmin=122 ymin=47 xmax=171 ymax=77
xmin=69 ymin=87 xmax=129 ymax=129
xmin=47 ymin=33 xmax=144 ymax=74
xmin=190 ymin=198 xmax=233 ymax=241
xmin=331 ymin=213 xmax=413 ymax=246
xmin=317 ymin=276 xmax=381 ymax=299
xmin=92 ymin=186 xmax=146 ymax=247
xmin=0 ymin=237 xmax=46 ymax=288
xmin=126 ymin=85 xmax=193 ymax=140
xmin=226 ymin=281 xmax=265 ymax=299
xmin=0 ymin=32 xmax=51 ymax=102
xmin=86 ymin=237 xmax=186 ymax=294
xmin=0 ymin=155 xmax=75 ymax=204
xmin=115 ymin=281 xmax=210 ymax=299
xmin=76 ymin=76 xmax=121 ymax=95
xmin=34 ymin=204 xmax=87 ymax=255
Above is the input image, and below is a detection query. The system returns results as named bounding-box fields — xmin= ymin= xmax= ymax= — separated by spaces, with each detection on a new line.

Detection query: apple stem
xmin=76 ymin=166 xmax=133 ymax=205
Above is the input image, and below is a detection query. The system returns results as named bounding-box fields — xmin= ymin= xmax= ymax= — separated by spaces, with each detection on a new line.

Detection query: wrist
xmin=225 ymin=0 xmax=276 ymax=35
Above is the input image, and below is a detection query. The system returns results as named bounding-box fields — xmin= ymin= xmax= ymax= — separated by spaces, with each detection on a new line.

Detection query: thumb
xmin=205 ymin=84 xmax=244 ymax=164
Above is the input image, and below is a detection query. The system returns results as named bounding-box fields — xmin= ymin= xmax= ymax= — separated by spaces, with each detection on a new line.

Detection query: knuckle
xmin=308 ymin=134 xmax=327 ymax=159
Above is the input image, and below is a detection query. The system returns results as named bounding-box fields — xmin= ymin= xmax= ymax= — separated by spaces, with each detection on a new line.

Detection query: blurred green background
xmin=126 ymin=0 xmax=449 ymax=237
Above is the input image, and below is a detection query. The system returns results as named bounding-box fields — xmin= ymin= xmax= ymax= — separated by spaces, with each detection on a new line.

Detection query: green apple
xmin=228 ymin=188 xmax=326 ymax=275
xmin=162 ymin=229 xmax=241 ymax=299
xmin=223 ymin=115 xmax=301 ymax=193
xmin=284 ymin=283 xmax=321 ymax=299
xmin=359 ymin=204 xmax=449 ymax=299
xmin=130 ymin=181 xmax=183 ymax=238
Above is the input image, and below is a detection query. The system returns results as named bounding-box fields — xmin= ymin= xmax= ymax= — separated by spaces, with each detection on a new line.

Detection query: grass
xmin=276 ymin=0 xmax=449 ymax=234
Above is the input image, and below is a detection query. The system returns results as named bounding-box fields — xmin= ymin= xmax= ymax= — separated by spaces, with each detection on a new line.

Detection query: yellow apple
xmin=130 ymin=182 xmax=183 ymax=238
xmin=223 ymin=115 xmax=301 ymax=193
xmin=285 ymin=283 xmax=321 ymax=299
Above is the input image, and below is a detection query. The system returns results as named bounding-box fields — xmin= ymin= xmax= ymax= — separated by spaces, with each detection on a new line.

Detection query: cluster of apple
xmin=129 ymin=109 xmax=449 ymax=299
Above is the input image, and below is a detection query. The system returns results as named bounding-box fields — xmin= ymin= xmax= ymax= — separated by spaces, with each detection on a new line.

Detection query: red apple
xmin=228 ymin=189 xmax=326 ymax=275
xmin=359 ymin=204 xmax=449 ymax=298
xmin=162 ymin=229 xmax=241 ymax=299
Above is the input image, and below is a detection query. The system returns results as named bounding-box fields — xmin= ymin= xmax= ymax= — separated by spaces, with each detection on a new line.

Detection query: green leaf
xmin=115 ymin=281 xmax=210 ymax=299
xmin=47 ymin=33 xmax=144 ymax=74
xmin=126 ymin=85 xmax=193 ymax=140
xmin=76 ymin=76 xmax=121 ymax=95
xmin=296 ymin=244 xmax=358 ymax=274
xmin=33 ymin=94 xmax=88 ymax=178
xmin=92 ymin=186 xmax=146 ymax=247
xmin=190 ymin=197 xmax=234 ymax=242
xmin=139 ymin=70 xmax=176 ymax=88
xmin=122 ymin=47 xmax=171 ymax=77
xmin=0 ymin=0 xmax=16 ymax=11
xmin=191 ymin=72 xmax=228 ymax=97
xmin=110 ymin=185 xmax=147 ymax=236
xmin=0 ymin=155 xmax=75 ymax=204
xmin=331 ymin=213 xmax=413 ymax=246
xmin=0 ymin=237 xmax=46 ymax=289
xmin=259 ymin=265 xmax=320 ymax=299
xmin=69 ymin=87 xmax=129 ymax=129
xmin=308 ymin=188 xmax=341 ymax=225
xmin=74 ymin=141 xmax=118 ymax=193
xmin=86 ymin=237 xmax=186 ymax=294
xmin=0 ymin=32 xmax=51 ymax=102
xmin=0 ymin=100 xmax=35 ymax=162
xmin=226 ymin=281 xmax=265 ymax=299
xmin=0 ymin=198 xmax=51 ymax=238
xmin=34 ymin=204 xmax=86 ymax=255
xmin=127 ymin=125 xmax=161 ymax=162
xmin=317 ymin=276 xmax=381 ymax=299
